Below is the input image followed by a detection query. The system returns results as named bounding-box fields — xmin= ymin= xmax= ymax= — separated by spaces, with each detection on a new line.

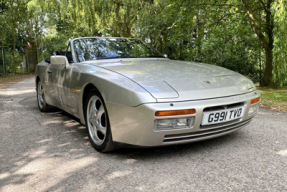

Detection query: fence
xmin=0 ymin=42 xmax=38 ymax=75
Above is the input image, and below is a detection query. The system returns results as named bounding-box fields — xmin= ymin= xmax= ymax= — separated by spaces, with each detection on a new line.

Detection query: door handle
xmin=47 ymin=71 xmax=52 ymax=74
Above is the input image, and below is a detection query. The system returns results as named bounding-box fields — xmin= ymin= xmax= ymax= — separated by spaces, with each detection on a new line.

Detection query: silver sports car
xmin=35 ymin=37 xmax=261 ymax=152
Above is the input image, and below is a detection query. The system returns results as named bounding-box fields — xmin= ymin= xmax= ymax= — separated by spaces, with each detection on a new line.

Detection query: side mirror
xmin=163 ymin=54 xmax=168 ymax=58
xmin=50 ymin=56 xmax=69 ymax=69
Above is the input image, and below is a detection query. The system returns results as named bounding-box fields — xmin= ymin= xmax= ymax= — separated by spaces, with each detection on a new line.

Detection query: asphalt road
xmin=0 ymin=78 xmax=287 ymax=192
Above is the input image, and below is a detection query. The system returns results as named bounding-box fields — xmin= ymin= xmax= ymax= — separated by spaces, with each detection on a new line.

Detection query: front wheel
xmin=85 ymin=89 xmax=117 ymax=152
xmin=37 ymin=80 xmax=52 ymax=112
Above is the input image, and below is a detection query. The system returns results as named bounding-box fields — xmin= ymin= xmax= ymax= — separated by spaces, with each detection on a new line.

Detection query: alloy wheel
xmin=87 ymin=96 xmax=107 ymax=145
xmin=38 ymin=82 xmax=44 ymax=109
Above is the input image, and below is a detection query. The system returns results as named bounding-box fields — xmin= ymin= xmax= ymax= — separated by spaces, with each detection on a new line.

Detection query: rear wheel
xmin=37 ymin=80 xmax=52 ymax=112
xmin=85 ymin=89 xmax=117 ymax=152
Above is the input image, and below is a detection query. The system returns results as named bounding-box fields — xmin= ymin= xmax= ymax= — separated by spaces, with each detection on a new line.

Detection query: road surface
xmin=0 ymin=78 xmax=287 ymax=192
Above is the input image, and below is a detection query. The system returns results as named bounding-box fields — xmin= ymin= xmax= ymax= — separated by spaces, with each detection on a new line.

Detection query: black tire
xmin=85 ymin=89 xmax=117 ymax=152
xmin=37 ymin=80 xmax=52 ymax=112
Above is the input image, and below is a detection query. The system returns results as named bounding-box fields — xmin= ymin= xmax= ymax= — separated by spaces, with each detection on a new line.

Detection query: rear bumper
xmin=106 ymin=91 xmax=260 ymax=147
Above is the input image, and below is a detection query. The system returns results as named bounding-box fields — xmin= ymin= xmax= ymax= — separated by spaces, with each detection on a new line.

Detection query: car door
xmin=57 ymin=43 xmax=79 ymax=115
xmin=46 ymin=62 xmax=62 ymax=104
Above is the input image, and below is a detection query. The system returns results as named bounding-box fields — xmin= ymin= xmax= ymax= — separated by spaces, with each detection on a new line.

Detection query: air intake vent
xmin=163 ymin=118 xmax=252 ymax=143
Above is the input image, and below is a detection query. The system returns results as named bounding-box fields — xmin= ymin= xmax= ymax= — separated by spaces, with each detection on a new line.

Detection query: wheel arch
xmin=82 ymin=82 xmax=118 ymax=152
xmin=35 ymin=76 xmax=40 ymax=89
xmin=81 ymin=83 xmax=101 ymax=123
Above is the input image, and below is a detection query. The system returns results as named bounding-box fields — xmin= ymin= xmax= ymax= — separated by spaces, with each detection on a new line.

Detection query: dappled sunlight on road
xmin=0 ymin=78 xmax=101 ymax=191
xmin=277 ymin=150 xmax=287 ymax=157
xmin=0 ymin=107 xmax=99 ymax=191
xmin=1 ymin=77 xmax=287 ymax=192
xmin=107 ymin=170 xmax=132 ymax=180
xmin=0 ymin=80 xmax=35 ymax=97
xmin=0 ymin=89 xmax=35 ymax=96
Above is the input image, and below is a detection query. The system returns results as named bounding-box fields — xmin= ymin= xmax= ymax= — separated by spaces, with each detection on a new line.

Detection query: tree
xmin=2 ymin=0 xmax=286 ymax=86
xmin=0 ymin=0 xmax=29 ymax=71
xmin=138 ymin=0 xmax=285 ymax=87
xmin=241 ymin=0 xmax=275 ymax=86
xmin=272 ymin=0 xmax=287 ymax=86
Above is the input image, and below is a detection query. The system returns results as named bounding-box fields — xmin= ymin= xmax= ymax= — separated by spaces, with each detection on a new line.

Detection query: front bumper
xmin=106 ymin=91 xmax=260 ymax=147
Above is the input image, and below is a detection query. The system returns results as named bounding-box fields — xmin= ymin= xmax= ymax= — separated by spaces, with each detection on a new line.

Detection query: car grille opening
xmin=200 ymin=119 xmax=241 ymax=130
xmin=203 ymin=102 xmax=245 ymax=112
xmin=163 ymin=118 xmax=252 ymax=143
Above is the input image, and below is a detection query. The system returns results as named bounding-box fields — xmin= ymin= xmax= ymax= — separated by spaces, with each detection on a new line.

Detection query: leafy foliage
xmin=272 ymin=0 xmax=287 ymax=86
xmin=0 ymin=0 xmax=287 ymax=87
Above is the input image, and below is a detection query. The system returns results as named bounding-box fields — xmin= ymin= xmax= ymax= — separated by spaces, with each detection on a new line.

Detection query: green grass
xmin=257 ymin=87 xmax=287 ymax=111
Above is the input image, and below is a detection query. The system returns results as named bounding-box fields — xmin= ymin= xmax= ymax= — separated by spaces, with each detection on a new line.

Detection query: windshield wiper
xmin=96 ymin=55 xmax=165 ymax=60
xmin=139 ymin=56 xmax=165 ymax=58
xmin=97 ymin=56 xmax=136 ymax=60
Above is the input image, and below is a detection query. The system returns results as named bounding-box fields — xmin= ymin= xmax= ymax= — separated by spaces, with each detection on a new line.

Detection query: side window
xmin=66 ymin=43 xmax=74 ymax=63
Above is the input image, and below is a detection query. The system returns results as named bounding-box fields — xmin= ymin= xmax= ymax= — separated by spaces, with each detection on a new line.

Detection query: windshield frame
xmin=73 ymin=37 xmax=164 ymax=62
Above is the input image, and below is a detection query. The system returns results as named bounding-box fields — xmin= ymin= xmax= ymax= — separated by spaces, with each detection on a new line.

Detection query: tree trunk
xmin=241 ymin=0 xmax=275 ymax=87
xmin=262 ymin=0 xmax=275 ymax=87
xmin=262 ymin=47 xmax=273 ymax=86
xmin=12 ymin=27 xmax=16 ymax=68
xmin=196 ymin=13 xmax=204 ymax=58
xmin=158 ymin=32 xmax=163 ymax=53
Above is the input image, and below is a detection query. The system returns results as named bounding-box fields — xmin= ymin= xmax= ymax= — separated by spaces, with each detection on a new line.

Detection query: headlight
xmin=248 ymin=103 xmax=259 ymax=116
xmin=154 ymin=117 xmax=195 ymax=131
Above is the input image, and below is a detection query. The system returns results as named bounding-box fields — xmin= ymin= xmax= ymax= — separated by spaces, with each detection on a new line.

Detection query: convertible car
xmin=35 ymin=37 xmax=261 ymax=152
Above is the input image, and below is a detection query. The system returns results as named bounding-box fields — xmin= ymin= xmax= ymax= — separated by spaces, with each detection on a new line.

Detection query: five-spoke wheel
xmin=87 ymin=96 xmax=107 ymax=145
xmin=38 ymin=81 xmax=44 ymax=109
xmin=37 ymin=80 xmax=51 ymax=112
xmin=85 ymin=89 xmax=116 ymax=152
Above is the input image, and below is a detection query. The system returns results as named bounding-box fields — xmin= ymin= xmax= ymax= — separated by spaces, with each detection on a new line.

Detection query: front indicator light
xmin=251 ymin=97 xmax=261 ymax=104
xmin=155 ymin=109 xmax=196 ymax=117
xmin=155 ymin=117 xmax=195 ymax=131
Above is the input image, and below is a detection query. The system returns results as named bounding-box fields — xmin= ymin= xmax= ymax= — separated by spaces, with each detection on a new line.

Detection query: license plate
xmin=202 ymin=106 xmax=245 ymax=126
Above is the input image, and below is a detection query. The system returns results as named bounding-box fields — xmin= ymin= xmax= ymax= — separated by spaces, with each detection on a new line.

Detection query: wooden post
xmin=24 ymin=42 xmax=37 ymax=72
xmin=1 ymin=47 xmax=4 ymax=73
xmin=2 ymin=48 xmax=7 ymax=74
xmin=27 ymin=50 xmax=30 ymax=73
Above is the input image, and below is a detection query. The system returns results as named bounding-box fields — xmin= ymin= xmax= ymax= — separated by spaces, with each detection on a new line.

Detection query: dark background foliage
xmin=0 ymin=0 xmax=286 ymax=87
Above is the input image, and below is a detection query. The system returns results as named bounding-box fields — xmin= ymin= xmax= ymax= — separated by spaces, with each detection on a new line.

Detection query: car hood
xmin=86 ymin=58 xmax=255 ymax=101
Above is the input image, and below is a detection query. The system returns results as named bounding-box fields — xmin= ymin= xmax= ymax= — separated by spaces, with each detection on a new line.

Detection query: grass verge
xmin=257 ymin=87 xmax=287 ymax=112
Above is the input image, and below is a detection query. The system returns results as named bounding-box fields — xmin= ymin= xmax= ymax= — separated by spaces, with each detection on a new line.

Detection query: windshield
xmin=73 ymin=38 xmax=164 ymax=62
